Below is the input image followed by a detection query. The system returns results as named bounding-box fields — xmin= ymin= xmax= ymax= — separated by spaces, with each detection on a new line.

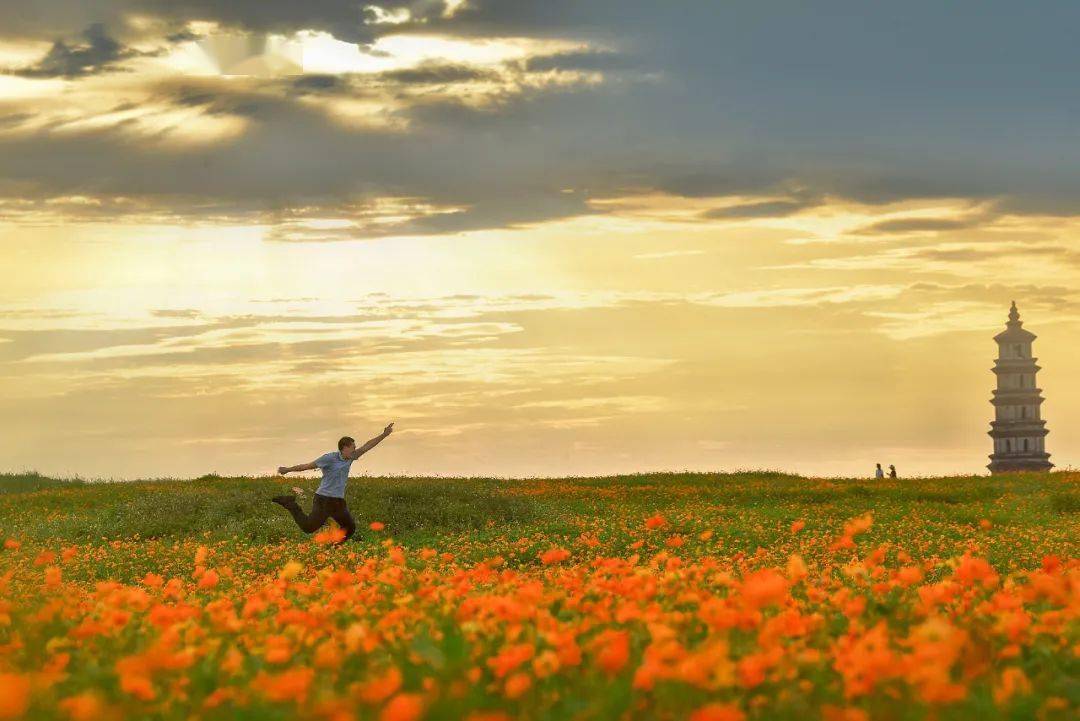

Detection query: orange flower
xmin=786 ymin=554 xmax=808 ymax=581
xmin=830 ymin=513 xmax=872 ymax=550
xmin=2 ymin=539 xmax=20 ymax=551
xmin=832 ymin=622 xmax=899 ymax=698
xmin=57 ymin=693 xmax=103 ymax=721
xmin=314 ymin=640 xmax=343 ymax=669
xmin=197 ymin=569 xmax=219 ymax=589
xmin=315 ymin=526 xmax=347 ymax=544
xmin=119 ymin=675 xmax=156 ymax=701
xmin=644 ymin=514 xmax=668 ymax=530
xmin=895 ymin=566 xmax=923 ymax=586
xmin=592 ymin=629 xmax=631 ymax=675
xmin=263 ymin=635 xmax=292 ymax=664
xmin=689 ymin=703 xmax=746 ymax=721
xmin=740 ymin=568 xmax=789 ymax=609
xmin=953 ymin=554 xmax=998 ymax=589
xmin=358 ymin=667 xmax=403 ymax=704
xmin=504 ymin=672 xmax=532 ymax=699
xmin=737 ymin=652 xmax=771 ymax=688
xmin=844 ymin=513 xmax=874 ymax=536
xmin=0 ymin=673 xmax=30 ymax=719
xmin=822 ymin=707 xmax=869 ymax=721
xmin=44 ymin=566 xmax=61 ymax=588
xmin=141 ymin=573 xmax=164 ymax=588
xmin=370 ymin=521 xmax=385 ymax=531
xmin=380 ymin=693 xmax=423 ymax=721
xmin=253 ymin=668 xmax=314 ymax=704
xmin=790 ymin=520 xmax=806 ymax=533
xmin=993 ymin=667 xmax=1031 ymax=704
xmin=487 ymin=644 xmax=534 ymax=678
xmin=279 ymin=561 xmax=303 ymax=580
xmin=539 ymin=547 xmax=570 ymax=565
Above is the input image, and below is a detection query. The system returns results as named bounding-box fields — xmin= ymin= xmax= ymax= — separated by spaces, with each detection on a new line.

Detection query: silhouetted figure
xmin=888 ymin=464 xmax=897 ymax=479
xmin=875 ymin=463 xmax=884 ymax=479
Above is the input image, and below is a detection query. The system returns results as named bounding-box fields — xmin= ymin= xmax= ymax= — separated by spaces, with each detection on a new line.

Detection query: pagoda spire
xmin=987 ymin=302 xmax=1052 ymax=473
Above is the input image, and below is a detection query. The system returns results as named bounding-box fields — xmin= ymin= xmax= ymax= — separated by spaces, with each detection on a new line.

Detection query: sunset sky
xmin=3 ymin=2 xmax=1080 ymax=479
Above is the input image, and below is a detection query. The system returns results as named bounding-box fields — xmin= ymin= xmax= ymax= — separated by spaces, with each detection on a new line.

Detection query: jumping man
xmin=272 ymin=423 xmax=394 ymax=542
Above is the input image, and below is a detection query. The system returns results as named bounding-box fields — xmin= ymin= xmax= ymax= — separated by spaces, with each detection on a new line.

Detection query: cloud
xmin=522 ymin=49 xmax=630 ymax=73
xmin=852 ymin=216 xmax=987 ymax=235
xmin=2 ymin=1 xmax=1080 ymax=236
xmin=377 ymin=62 xmax=500 ymax=84
xmin=702 ymin=197 xmax=822 ymax=220
xmin=8 ymin=23 xmax=137 ymax=78
xmin=291 ymin=74 xmax=344 ymax=92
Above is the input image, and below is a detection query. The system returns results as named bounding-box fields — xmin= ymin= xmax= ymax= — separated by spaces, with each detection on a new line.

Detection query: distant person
xmin=875 ymin=463 xmax=884 ymax=479
xmin=271 ymin=423 xmax=394 ymax=543
xmin=888 ymin=464 xmax=897 ymax=479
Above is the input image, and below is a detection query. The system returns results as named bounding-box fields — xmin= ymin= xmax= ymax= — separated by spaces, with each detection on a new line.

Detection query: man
xmin=888 ymin=464 xmax=897 ymax=479
xmin=874 ymin=463 xmax=884 ymax=479
xmin=272 ymin=423 xmax=394 ymax=543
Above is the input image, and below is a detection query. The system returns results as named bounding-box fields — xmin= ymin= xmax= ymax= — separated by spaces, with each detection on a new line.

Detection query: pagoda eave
xmin=993 ymin=328 xmax=1037 ymax=342
xmin=991 ymin=363 xmax=1040 ymax=374
xmin=987 ymin=456 xmax=1053 ymax=473
xmin=989 ymin=393 xmax=1044 ymax=405
xmin=987 ymin=427 xmax=1049 ymax=439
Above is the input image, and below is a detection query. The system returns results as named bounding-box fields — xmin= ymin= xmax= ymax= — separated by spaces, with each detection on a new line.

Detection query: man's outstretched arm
xmin=278 ymin=462 xmax=317 ymax=475
xmin=350 ymin=422 xmax=394 ymax=460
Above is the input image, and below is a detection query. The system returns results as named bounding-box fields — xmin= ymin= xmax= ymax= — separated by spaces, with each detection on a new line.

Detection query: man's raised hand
xmin=384 ymin=422 xmax=395 ymax=436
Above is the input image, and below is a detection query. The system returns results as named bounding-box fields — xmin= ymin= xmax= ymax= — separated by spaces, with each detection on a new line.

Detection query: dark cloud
xmin=151 ymin=309 xmax=201 ymax=319
xmin=9 ymin=23 xmax=136 ymax=78
xmin=0 ymin=113 xmax=34 ymax=130
xmin=702 ymin=197 xmax=822 ymax=220
xmin=377 ymin=63 xmax=500 ymax=85
xmin=853 ymin=217 xmax=986 ymax=235
xmin=906 ymin=283 xmax=1078 ymax=310
xmin=522 ymin=50 xmax=632 ymax=73
xmin=911 ymin=244 xmax=1080 ymax=265
xmin=132 ymin=1 xmax=421 ymax=44
xmin=2 ymin=1 xmax=1080 ymax=231
xmin=150 ymin=79 xmax=286 ymax=118
xmin=291 ymin=74 xmax=344 ymax=92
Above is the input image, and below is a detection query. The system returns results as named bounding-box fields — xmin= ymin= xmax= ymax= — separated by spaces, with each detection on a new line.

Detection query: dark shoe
xmin=271 ymin=494 xmax=296 ymax=506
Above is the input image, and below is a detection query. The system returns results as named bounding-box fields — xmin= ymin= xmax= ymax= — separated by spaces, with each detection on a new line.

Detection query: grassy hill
xmin=1 ymin=470 xmax=1075 ymax=568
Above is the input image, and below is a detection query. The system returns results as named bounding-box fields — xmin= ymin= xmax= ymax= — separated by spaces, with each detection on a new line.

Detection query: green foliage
xmin=1050 ymin=490 xmax=1080 ymax=513
xmin=0 ymin=470 xmax=1074 ymax=573
xmin=0 ymin=472 xmax=84 ymax=495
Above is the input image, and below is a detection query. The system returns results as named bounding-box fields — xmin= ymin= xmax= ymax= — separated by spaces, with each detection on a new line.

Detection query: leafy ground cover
xmin=0 ymin=471 xmax=1076 ymax=720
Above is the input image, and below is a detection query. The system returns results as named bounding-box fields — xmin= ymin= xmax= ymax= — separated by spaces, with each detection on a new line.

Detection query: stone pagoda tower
xmin=988 ymin=302 xmax=1052 ymax=472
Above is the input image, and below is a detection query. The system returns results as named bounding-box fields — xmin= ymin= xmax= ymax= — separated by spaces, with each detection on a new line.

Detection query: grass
xmin=0 ymin=471 xmax=1070 ymax=561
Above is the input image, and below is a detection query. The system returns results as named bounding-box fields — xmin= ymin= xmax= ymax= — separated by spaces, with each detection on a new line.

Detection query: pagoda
xmin=988 ymin=302 xmax=1052 ymax=472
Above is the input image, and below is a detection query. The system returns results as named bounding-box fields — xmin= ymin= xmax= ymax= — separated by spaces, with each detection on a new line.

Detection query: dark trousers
xmin=282 ymin=493 xmax=356 ymax=543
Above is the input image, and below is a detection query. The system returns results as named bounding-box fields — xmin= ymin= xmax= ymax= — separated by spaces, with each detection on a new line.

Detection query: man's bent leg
xmin=329 ymin=499 xmax=357 ymax=543
xmin=278 ymin=494 xmax=333 ymax=533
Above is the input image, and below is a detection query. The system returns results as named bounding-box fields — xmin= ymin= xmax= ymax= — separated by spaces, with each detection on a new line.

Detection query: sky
xmin=2 ymin=1 xmax=1080 ymax=479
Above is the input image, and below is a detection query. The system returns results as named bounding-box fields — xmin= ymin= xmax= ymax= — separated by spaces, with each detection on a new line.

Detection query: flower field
xmin=0 ymin=471 xmax=1077 ymax=720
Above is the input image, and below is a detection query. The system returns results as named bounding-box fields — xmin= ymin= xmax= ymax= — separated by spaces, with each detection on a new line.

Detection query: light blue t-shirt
xmin=314 ymin=451 xmax=354 ymax=498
